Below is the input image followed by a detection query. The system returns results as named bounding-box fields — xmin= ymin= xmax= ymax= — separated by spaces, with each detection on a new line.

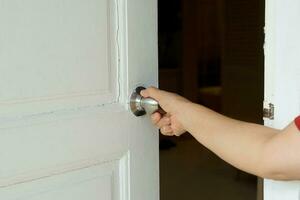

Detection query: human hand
xmin=141 ymin=87 xmax=190 ymax=136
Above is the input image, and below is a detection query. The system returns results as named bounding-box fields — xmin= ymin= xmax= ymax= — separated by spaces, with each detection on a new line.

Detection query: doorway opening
xmin=158 ymin=0 xmax=265 ymax=200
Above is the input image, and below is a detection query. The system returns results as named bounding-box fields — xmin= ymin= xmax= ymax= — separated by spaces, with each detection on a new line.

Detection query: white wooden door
xmin=0 ymin=1 xmax=159 ymax=200
xmin=264 ymin=0 xmax=300 ymax=199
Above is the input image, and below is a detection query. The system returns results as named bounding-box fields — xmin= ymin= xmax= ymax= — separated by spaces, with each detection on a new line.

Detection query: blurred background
xmin=158 ymin=0 xmax=265 ymax=200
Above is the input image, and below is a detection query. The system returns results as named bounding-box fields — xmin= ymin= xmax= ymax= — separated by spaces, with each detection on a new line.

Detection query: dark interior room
xmin=158 ymin=0 xmax=265 ymax=199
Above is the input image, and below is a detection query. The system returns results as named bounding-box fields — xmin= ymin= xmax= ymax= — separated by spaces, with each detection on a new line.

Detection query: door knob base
xmin=130 ymin=86 xmax=164 ymax=117
xmin=130 ymin=87 xmax=147 ymax=116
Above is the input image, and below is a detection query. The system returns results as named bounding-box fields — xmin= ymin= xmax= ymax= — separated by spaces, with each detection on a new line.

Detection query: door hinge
xmin=263 ymin=103 xmax=275 ymax=120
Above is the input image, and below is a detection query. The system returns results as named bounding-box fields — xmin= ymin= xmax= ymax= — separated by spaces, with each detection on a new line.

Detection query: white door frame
xmin=264 ymin=0 xmax=300 ymax=199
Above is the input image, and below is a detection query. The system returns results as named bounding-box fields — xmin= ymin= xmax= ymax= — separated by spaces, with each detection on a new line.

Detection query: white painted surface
xmin=264 ymin=0 xmax=300 ymax=199
xmin=0 ymin=160 xmax=120 ymax=200
xmin=0 ymin=0 xmax=159 ymax=200
xmin=0 ymin=0 xmax=120 ymax=116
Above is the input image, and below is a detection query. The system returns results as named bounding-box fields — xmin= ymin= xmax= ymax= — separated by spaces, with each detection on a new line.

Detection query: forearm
xmin=142 ymin=87 xmax=300 ymax=180
xmin=177 ymin=102 xmax=280 ymax=177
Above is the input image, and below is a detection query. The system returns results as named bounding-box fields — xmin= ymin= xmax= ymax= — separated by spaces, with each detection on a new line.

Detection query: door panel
xmin=0 ymin=0 xmax=118 ymax=116
xmin=0 ymin=111 xmax=128 ymax=183
xmin=0 ymin=160 xmax=123 ymax=200
xmin=0 ymin=0 xmax=158 ymax=200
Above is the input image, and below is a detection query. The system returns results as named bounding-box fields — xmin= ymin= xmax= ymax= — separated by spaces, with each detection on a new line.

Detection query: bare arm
xmin=141 ymin=87 xmax=300 ymax=180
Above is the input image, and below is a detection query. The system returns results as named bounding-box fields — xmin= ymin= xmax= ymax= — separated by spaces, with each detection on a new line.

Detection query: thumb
xmin=140 ymin=87 xmax=162 ymax=101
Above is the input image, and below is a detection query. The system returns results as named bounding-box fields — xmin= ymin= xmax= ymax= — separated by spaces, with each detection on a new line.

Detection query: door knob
xmin=130 ymin=86 xmax=165 ymax=117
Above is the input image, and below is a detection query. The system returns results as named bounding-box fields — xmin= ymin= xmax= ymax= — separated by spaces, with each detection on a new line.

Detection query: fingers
xmin=150 ymin=109 xmax=185 ymax=137
xmin=156 ymin=116 xmax=171 ymax=128
xmin=140 ymin=87 xmax=161 ymax=101
xmin=152 ymin=114 xmax=173 ymax=136
xmin=160 ymin=125 xmax=173 ymax=136
xmin=151 ymin=112 xmax=170 ymax=128
xmin=151 ymin=112 xmax=162 ymax=124
xmin=151 ymin=112 xmax=174 ymax=136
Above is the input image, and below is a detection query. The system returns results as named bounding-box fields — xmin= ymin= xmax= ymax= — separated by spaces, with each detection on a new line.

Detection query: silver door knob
xmin=130 ymin=86 xmax=165 ymax=117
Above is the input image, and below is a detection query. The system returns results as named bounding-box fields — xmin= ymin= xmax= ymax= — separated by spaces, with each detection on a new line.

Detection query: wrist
xmin=173 ymin=101 xmax=194 ymax=130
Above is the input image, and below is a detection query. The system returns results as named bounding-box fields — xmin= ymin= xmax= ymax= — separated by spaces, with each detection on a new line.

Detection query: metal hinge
xmin=263 ymin=102 xmax=275 ymax=120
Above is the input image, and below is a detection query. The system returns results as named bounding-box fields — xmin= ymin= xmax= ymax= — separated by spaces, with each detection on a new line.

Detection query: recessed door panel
xmin=0 ymin=160 xmax=125 ymax=200
xmin=0 ymin=0 xmax=118 ymax=112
